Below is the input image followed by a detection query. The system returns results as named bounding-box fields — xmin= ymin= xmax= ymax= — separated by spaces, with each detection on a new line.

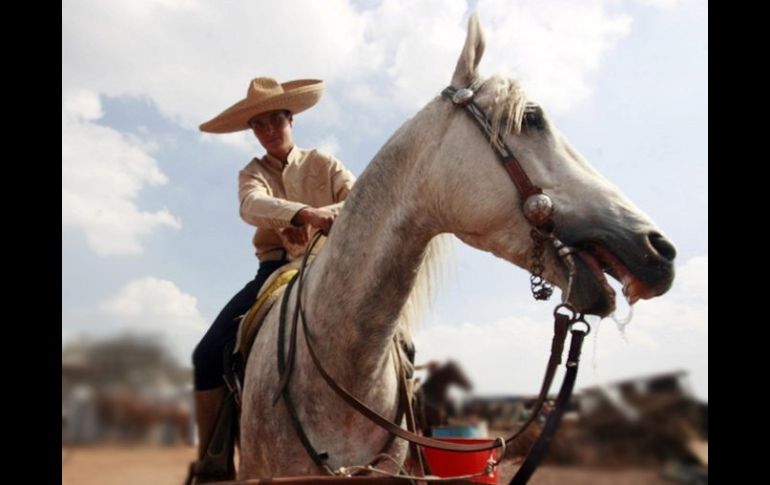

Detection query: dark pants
xmin=192 ymin=259 xmax=287 ymax=391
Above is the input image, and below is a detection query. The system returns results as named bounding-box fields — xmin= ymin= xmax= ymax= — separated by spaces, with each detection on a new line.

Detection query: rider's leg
xmin=189 ymin=258 xmax=288 ymax=477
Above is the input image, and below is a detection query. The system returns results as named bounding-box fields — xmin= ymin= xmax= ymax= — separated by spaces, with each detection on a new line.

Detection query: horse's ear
xmin=451 ymin=13 xmax=485 ymax=88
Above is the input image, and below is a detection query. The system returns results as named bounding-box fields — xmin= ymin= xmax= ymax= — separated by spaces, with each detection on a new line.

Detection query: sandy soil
xmin=62 ymin=445 xmax=197 ymax=485
xmin=62 ymin=446 xmax=669 ymax=485
xmin=498 ymin=460 xmax=667 ymax=484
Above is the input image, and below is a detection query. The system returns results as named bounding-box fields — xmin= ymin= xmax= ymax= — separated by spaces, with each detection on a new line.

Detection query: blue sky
xmin=63 ymin=0 xmax=707 ymax=400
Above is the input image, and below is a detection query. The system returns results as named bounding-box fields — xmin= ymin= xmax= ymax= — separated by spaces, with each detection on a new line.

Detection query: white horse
xmin=239 ymin=14 xmax=675 ymax=479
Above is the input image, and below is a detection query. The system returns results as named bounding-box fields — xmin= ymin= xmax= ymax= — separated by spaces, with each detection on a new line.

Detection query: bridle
xmin=441 ymin=85 xmax=581 ymax=303
xmin=271 ymin=85 xmax=593 ymax=485
xmin=440 ymin=85 xmax=590 ymax=483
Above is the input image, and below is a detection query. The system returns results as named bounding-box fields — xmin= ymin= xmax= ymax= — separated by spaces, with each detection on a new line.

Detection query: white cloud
xmin=198 ymin=130 xmax=255 ymax=154
xmin=101 ymin=277 xmax=208 ymax=364
xmin=477 ymin=0 xmax=632 ymax=113
xmin=311 ymin=134 xmax=341 ymax=156
xmin=63 ymin=90 xmax=104 ymax=121
xmin=414 ymin=256 xmax=708 ymax=401
xmin=635 ymin=0 xmax=682 ymax=9
xmin=62 ymin=0 xmax=376 ymax=134
xmin=415 ymin=315 xmax=554 ymax=395
xmin=352 ymin=0 xmax=468 ymax=110
xmin=63 ymin=0 xmax=638 ymax=142
xmin=344 ymin=0 xmax=633 ymax=113
xmin=62 ymin=91 xmax=182 ymax=256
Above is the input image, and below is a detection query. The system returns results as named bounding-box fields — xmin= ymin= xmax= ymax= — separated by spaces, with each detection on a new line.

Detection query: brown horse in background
xmin=414 ymin=360 xmax=473 ymax=435
xmin=96 ymin=389 xmax=191 ymax=444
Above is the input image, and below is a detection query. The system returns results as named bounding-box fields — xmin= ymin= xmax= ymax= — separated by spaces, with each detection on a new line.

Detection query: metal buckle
xmin=452 ymin=88 xmax=475 ymax=105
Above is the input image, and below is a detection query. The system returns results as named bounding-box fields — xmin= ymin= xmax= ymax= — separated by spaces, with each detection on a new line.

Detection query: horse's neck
xmin=302 ymin=114 xmax=441 ymax=384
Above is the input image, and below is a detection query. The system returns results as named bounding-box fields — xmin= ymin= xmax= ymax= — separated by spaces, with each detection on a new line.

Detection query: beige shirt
xmin=238 ymin=146 xmax=356 ymax=261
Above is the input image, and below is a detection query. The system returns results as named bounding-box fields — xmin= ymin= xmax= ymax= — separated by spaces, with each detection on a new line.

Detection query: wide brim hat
xmin=199 ymin=77 xmax=324 ymax=134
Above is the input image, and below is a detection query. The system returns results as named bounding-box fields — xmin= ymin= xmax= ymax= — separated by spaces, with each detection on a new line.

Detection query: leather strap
xmin=399 ymin=350 xmax=427 ymax=477
xmin=510 ymin=329 xmax=586 ymax=484
xmin=299 ymin=304 xmax=575 ymax=453
xmin=273 ymin=270 xmax=304 ymax=405
xmin=442 ymin=87 xmax=544 ymax=201
xmin=276 ymin=264 xmax=409 ymax=473
xmin=276 ymin=274 xmax=332 ymax=472
xmin=273 ymin=231 xmax=588 ymax=484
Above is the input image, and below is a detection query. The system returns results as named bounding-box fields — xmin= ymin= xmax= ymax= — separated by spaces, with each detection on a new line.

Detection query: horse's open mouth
xmin=575 ymin=244 xmax=657 ymax=306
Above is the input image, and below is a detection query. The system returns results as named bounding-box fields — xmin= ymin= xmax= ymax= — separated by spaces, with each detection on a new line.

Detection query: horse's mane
xmin=329 ymin=73 xmax=526 ymax=372
xmin=385 ymin=73 xmax=529 ymax=367
xmin=395 ymin=235 xmax=451 ymax=348
xmin=470 ymin=74 xmax=530 ymax=142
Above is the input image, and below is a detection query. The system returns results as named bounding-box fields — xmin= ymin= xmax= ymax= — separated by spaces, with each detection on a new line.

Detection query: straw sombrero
xmin=199 ymin=77 xmax=324 ymax=134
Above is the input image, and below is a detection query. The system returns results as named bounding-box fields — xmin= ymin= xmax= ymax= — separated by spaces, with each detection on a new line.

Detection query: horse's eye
xmin=523 ymin=105 xmax=545 ymax=131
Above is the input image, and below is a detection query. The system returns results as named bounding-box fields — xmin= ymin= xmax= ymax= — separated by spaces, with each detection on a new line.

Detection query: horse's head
xmin=442 ymin=360 xmax=473 ymax=392
xmin=428 ymin=15 xmax=675 ymax=317
xmin=419 ymin=360 xmax=473 ymax=409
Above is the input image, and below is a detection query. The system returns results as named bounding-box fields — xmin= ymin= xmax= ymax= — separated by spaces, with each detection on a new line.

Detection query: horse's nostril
xmin=649 ymin=233 xmax=676 ymax=261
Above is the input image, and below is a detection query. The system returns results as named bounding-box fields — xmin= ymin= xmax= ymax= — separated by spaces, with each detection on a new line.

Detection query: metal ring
xmin=553 ymin=303 xmax=577 ymax=320
xmin=487 ymin=436 xmax=506 ymax=470
xmin=570 ymin=318 xmax=591 ymax=335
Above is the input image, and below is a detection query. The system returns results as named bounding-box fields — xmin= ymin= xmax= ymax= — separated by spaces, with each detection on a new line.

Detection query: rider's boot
xmin=184 ymin=387 xmax=236 ymax=484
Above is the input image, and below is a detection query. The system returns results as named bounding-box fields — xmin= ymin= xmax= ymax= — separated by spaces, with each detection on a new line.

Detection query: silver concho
xmin=452 ymin=88 xmax=475 ymax=105
xmin=523 ymin=193 xmax=554 ymax=226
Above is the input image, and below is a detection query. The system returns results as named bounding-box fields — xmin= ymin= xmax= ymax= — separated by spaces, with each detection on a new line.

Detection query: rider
xmin=192 ymin=77 xmax=356 ymax=479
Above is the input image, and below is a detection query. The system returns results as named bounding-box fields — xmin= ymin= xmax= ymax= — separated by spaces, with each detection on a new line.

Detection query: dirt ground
xmin=62 ymin=445 xmax=669 ymax=485
xmin=62 ymin=445 xmax=197 ymax=485
xmin=498 ymin=460 xmax=667 ymax=484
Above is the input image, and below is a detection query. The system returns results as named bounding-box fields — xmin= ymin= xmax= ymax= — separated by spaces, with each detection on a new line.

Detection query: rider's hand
xmin=281 ymin=226 xmax=309 ymax=246
xmin=291 ymin=207 xmax=336 ymax=234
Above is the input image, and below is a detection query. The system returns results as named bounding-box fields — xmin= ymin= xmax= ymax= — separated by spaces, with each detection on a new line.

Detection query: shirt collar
xmin=263 ymin=146 xmax=301 ymax=171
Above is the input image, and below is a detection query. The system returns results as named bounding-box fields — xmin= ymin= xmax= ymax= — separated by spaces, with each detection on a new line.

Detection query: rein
xmin=271 ymin=85 xmax=592 ymax=483
xmin=274 ymin=234 xmax=407 ymax=474
xmin=276 ymin=234 xmax=589 ymax=483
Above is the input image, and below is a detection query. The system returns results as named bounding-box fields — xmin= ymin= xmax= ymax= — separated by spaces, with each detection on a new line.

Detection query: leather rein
xmin=271 ymin=85 xmax=592 ymax=484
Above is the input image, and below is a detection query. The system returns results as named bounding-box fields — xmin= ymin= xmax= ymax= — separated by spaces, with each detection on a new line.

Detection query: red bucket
xmin=422 ymin=438 xmax=500 ymax=484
